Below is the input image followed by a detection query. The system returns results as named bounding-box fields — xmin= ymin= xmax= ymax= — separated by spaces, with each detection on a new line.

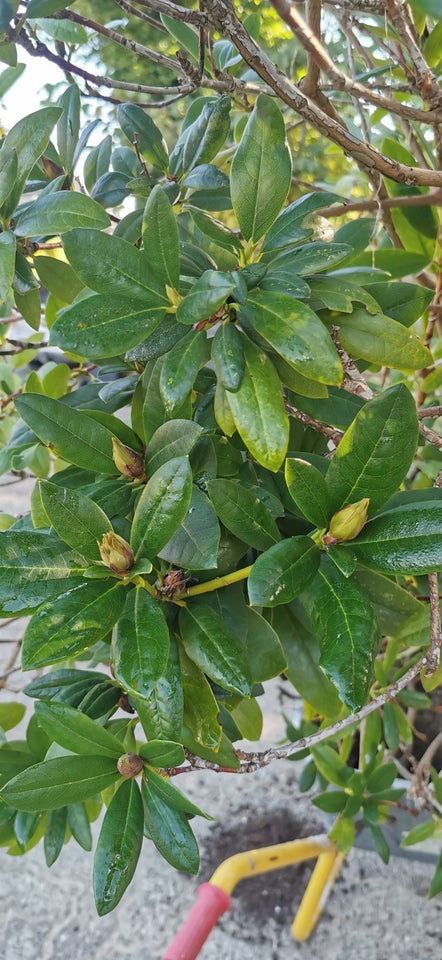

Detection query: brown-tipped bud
xmin=98 ymin=532 xmax=134 ymax=573
xmin=117 ymin=753 xmax=144 ymax=777
xmin=112 ymin=437 xmax=146 ymax=479
xmin=322 ymin=497 xmax=370 ymax=546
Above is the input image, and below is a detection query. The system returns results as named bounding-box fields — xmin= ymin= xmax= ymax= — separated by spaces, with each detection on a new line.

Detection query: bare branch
xmin=425 ymin=573 xmax=442 ymax=678
xmin=385 ymin=0 xmax=442 ymax=108
xmin=319 ymin=190 xmax=442 ymax=217
xmin=203 ymin=0 xmax=442 ymax=186
xmin=57 ymin=9 xmax=181 ymax=73
xmin=285 ymin=399 xmax=343 ymax=446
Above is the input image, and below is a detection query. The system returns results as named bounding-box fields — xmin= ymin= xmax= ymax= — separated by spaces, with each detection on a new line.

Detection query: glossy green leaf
xmin=0 ymin=230 xmax=15 ymax=302
xmin=348 ymin=502 xmax=442 ymax=574
xmin=27 ymin=0 xmax=75 ymax=12
xmin=261 ymin=192 xmax=342 ymax=253
xmin=67 ymin=802 xmax=92 ymax=851
xmin=1 ymin=755 xmax=120 ymax=811
xmin=226 ymin=336 xmax=289 ymax=472
xmin=366 ymin=281 xmax=433 ymax=327
xmin=325 ymin=385 xmax=419 ymax=515
xmin=94 ymin=779 xmax=144 ymax=915
xmin=133 ymin=634 xmax=182 ymax=743
xmin=285 ymin=458 xmax=331 ymax=527
xmin=141 ymin=778 xmax=199 ymax=874
xmin=248 ymin=537 xmax=320 ymax=607
xmin=244 ymin=607 xmax=286 ymax=682
xmin=14 ymin=394 xmax=116 ymax=474
xmin=34 ymin=701 xmax=124 ymax=759
xmin=39 ymin=480 xmax=112 ymax=560
xmin=0 ymin=703 xmax=25 ymax=732
xmin=1 ymin=107 xmax=62 ymax=217
xmin=180 ymin=603 xmax=251 ymax=697
xmin=214 ymin=381 xmax=236 ymax=436
xmin=0 ymin=146 xmax=17 ymax=206
xmin=159 ymin=329 xmax=211 ymax=413
xmin=14 ymin=810 xmax=42 ymax=850
xmin=145 ymin=420 xmax=203 ymax=474
xmin=142 ymin=184 xmax=179 ymax=289
xmin=351 ymin=568 xmax=422 ymax=635
xmin=44 ymin=806 xmax=68 ymax=866
xmin=14 ymin=193 xmax=110 ymax=237
xmin=51 ymin=294 xmax=164 ymax=360
xmin=267 ymin=242 xmax=351 ymax=275
xmin=308 ymin=276 xmax=380 ymax=314
xmin=22 ymin=581 xmax=126 ymax=669
xmin=0 ymin=530 xmax=86 ymax=615
xmin=305 ymin=558 xmax=380 ymax=710
xmin=243 ymin=292 xmax=342 ymax=386
xmin=62 ymin=229 xmax=168 ymax=304
xmin=131 ymin=456 xmax=193 ymax=560
xmin=231 ymin=94 xmax=291 ymax=243
xmin=57 ymin=83 xmax=80 ymax=173
xmin=207 ymin=478 xmax=281 ymax=551
xmin=211 ymin=322 xmax=245 ymax=392
xmin=176 ymin=271 xmax=235 ymax=326
xmin=138 ymin=741 xmax=185 ymax=768
xmin=34 ymin=254 xmax=83 ymax=304
xmin=160 ymin=13 xmax=199 ymax=64
xmin=229 ymin=697 xmax=263 ymax=741
xmin=270 ymin=600 xmax=341 ymax=717
xmin=158 ymin=484 xmax=220 ymax=570
xmin=334 ymin=308 xmax=432 ymax=370
xmin=174 ymin=96 xmax=231 ymax=177
xmin=112 ymin=589 xmax=170 ymax=699
xmin=118 ymin=103 xmax=169 ymax=172
xmin=15 ymin=287 xmax=41 ymax=330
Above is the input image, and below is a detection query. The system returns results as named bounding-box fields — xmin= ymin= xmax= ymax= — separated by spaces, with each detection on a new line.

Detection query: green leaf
xmin=159 ymin=329 xmax=211 ymax=413
xmin=0 ymin=703 xmax=25 ymax=732
xmin=131 ymin=456 xmax=193 ymax=560
xmin=231 ymin=94 xmax=291 ymax=243
xmin=348 ymin=501 xmax=442 ymax=574
xmin=242 ymin=292 xmax=342 ymax=386
xmin=145 ymin=420 xmax=203 ymax=475
xmin=261 ymin=191 xmax=343 ymax=253
xmin=34 ymin=701 xmax=124 ymax=759
xmin=248 ymin=537 xmax=320 ymax=607
xmin=351 ymin=567 xmax=422 ymax=635
xmin=62 ymin=229 xmax=168 ymax=304
xmin=173 ymin=96 xmax=231 ymax=177
xmin=67 ymin=803 xmax=92 ymax=851
xmin=333 ymin=308 xmax=432 ymax=371
xmin=112 ymin=589 xmax=170 ymax=699
xmin=94 ymin=779 xmax=144 ymax=915
xmin=14 ymin=394 xmax=116 ymax=474
xmin=176 ymin=271 xmax=235 ymax=326
xmin=1 ymin=755 xmax=120 ymax=811
xmin=51 ymin=294 xmax=164 ymax=360
xmin=22 ymin=581 xmax=126 ymax=669
xmin=158 ymin=484 xmax=220 ymax=570
xmin=118 ymin=103 xmax=169 ymax=172
xmin=401 ymin=820 xmax=437 ymax=847
xmin=44 ymin=806 xmax=68 ymax=866
xmin=15 ymin=287 xmax=41 ymax=329
xmin=1 ymin=107 xmax=62 ymax=217
xmin=0 ymin=530 xmax=85 ymax=616
xmin=27 ymin=0 xmax=75 ymax=13
xmin=57 ymin=83 xmax=80 ymax=174
xmin=366 ymin=763 xmax=397 ymax=794
xmin=0 ymin=146 xmax=17 ymax=206
xmin=145 ymin=768 xmax=209 ymax=819
xmin=141 ymin=778 xmax=199 ymax=874
xmin=160 ymin=13 xmax=199 ymax=64
xmin=180 ymin=603 xmax=251 ymax=697
xmin=133 ymin=634 xmax=183 ymax=742
xmin=180 ymin=646 xmax=222 ymax=752
xmin=305 ymin=558 xmax=380 ymax=710
xmin=138 ymin=741 xmax=185 ymax=768
xmin=207 ymin=478 xmax=281 ymax=551
xmin=244 ymin=607 xmax=286 ymax=682
xmin=428 ymin=853 xmax=442 ymax=899
xmin=39 ymin=480 xmax=112 ymax=560
xmin=34 ymin=254 xmax=83 ymax=304
xmin=366 ymin=281 xmax=433 ymax=327
xmin=285 ymin=458 xmax=331 ymax=527
xmin=325 ymin=385 xmax=418 ymax=515
xmin=14 ymin=193 xmax=110 ymax=238
xmin=211 ymin=322 xmax=245 ymax=392
xmin=142 ymin=184 xmax=179 ymax=289
xmin=0 ymin=229 xmax=15 ymax=303
xmin=226 ymin=336 xmax=289 ymax=472
xmin=265 ymin=241 xmax=351 ymax=274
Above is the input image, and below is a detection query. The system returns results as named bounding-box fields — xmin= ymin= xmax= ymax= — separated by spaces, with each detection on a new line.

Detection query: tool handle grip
xmin=162 ymin=883 xmax=230 ymax=960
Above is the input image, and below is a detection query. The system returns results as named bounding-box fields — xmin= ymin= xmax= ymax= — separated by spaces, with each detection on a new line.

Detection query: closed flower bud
xmin=98 ymin=532 xmax=134 ymax=573
xmin=117 ymin=753 xmax=144 ymax=777
xmin=112 ymin=437 xmax=146 ymax=479
xmin=322 ymin=497 xmax=370 ymax=545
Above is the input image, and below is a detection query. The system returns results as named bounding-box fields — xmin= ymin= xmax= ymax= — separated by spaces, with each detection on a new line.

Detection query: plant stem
xmin=180 ymin=565 xmax=253 ymax=598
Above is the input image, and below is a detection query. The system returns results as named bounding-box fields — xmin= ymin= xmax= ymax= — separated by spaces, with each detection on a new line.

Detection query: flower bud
xmin=322 ymin=497 xmax=370 ymax=545
xmin=117 ymin=753 xmax=144 ymax=777
xmin=112 ymin=437 xmax=146 ymax=479
xmin=98 ymin=532 xmax=134 ymax=573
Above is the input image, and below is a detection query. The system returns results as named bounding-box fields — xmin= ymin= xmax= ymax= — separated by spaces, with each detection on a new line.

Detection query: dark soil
xmin=199 ymin=806 xmax=324 ymax=928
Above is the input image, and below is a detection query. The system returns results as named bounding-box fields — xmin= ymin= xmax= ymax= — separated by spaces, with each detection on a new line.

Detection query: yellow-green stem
xmin=178 ymin=564 xmax=253 ymax=599
xmin=133 ymin=575 xmax=156 ymax=597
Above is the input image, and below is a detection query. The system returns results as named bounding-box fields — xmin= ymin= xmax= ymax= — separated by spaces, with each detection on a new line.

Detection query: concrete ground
xmin=1 ymin=479 xmax=441 ymax=960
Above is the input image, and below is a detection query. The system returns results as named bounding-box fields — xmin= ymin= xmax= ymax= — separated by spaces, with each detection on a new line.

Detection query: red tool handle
xmin=162 ymin=883 xmax=231 ymax=960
